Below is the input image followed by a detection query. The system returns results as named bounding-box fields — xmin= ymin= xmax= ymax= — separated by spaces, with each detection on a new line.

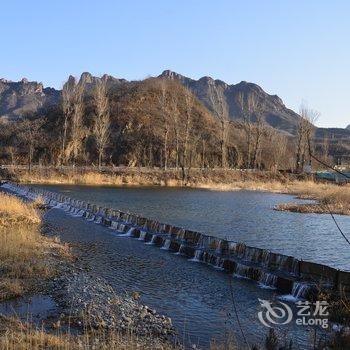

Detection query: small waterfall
xmin=279 ymin=282 xmax=311 ymax=302
xmin=176 ymin=244 xmax=186 ymax=255
xmin=234 ymin=263 xmax=250 ymax=278
xmin=118 ymin=223 xmax=125 ymax=232
xmin=138 ymin=231 xmax=147 ymax=241
xmin=275 ymin=255 xmax=288 ymax=268
xmin=259 ymin=272 xmax=277 ymax=289
xmin=291 ymin=258 xmax=299 ymax=276
xmin=214 ymin=257 xmax=225 ymax=269
xmin=260 ymin=250 xmax=270 ymax=267
xmin=74 ymin=209 xmax=84 ymax=217
xmin=234 ymin=263 xmax=261 ymax=280
xmin=292 ymin=282 xmax=310 ymax=299
xmin=161 ymin=239 xmax=171 ymax=250
xmin=94 ymin=216 xmax=102 ymax=224
xmin=110 ymin=221 xmax=119 ymax=230
xmin=125 ymin=227 xmax=135 ymax=237
xmin=88 ymin=214 xmax=96 ymax=222
xmin=215 ymin=240 xmax=223 ymax=255
xmin=190 ymin=249 xmax=203 ymax=262
xmin=146 ymin=234 xmax=157 ymax=245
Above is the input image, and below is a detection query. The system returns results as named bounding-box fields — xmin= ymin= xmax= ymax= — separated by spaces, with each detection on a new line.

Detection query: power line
xmin=309 ymin=153 xmax=350 ymax=180
xmin=324 ymin=202 xmax=350 ymax=247
xmin=228 ymin=276 xmax=250 ymax=349
xmin=308 ymin=147 xmax=350 ymax=247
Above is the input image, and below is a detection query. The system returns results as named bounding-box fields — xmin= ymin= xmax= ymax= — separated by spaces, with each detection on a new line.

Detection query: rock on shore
xmin=51 ymin=272 xmax=175 ymax=340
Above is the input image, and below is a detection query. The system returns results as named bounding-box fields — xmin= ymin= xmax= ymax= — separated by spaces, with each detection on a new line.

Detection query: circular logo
xmin=258 ymin=298 xmax=293 ymax=327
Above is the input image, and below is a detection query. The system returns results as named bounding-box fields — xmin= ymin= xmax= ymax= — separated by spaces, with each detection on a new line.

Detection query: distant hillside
xmin=0 ymin=71 xmax=348 ymax=140
xmin=159 ymin=70 xmax=301 ymax=135
xmin=0 ymin=71 xmax=349 ymax=168
xmin=0 ymin=78 xmax=59 ymax=121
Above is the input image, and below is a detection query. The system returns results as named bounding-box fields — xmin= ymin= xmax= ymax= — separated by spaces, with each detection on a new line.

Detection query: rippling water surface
xmin=33 ymin=184 xmax=350 ymax=348
xmin=37 ymin=184 xmax=350 ymax=270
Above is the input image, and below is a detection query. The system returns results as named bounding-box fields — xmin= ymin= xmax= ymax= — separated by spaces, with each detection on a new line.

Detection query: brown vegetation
xmin=276 ymin=181 xmax=350 ymax=215
xmin=0 ymin=315 xmax=180 ymax=350
xmin=0 ymin=76 xmax=303 ymax=175
xmin=0 ymin=192 xmax=70 ymax=301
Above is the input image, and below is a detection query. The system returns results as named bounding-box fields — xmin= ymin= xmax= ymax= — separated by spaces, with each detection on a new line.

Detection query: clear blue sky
xmin=1 ymin=0 xmax=349 ymax=128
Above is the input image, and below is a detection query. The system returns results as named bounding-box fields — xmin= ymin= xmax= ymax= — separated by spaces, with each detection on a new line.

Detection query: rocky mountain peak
xmin=159 ymin=71 xmax=300 ymax=134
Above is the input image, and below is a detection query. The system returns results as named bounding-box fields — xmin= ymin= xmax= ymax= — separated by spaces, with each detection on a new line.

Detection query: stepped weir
xmin=2 ymin=182 xmax=349 ymax=301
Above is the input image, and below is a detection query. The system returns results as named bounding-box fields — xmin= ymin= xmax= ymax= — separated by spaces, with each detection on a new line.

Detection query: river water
xmin=33 ymin=184 xmax=350 ymax=348
xmin=37 ymin=184 xmax=350 ymax=270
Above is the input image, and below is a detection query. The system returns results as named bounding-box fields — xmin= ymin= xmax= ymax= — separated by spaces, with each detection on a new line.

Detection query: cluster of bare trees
xmin=60 ymin=76 xmax=111 ymax=168
xmin=0 ymin=76 xmax=324 ymax=174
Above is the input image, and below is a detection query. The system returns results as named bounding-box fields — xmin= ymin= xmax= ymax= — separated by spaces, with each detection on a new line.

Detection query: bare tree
xmin=208 ymin=84 xmax=229 ymax=167
xmin=181 ymin=87 xmax=194 ymax=180
xmin=157 ymin=80 xmax=169 ymax=169
xmin=170 ymin=92 xmax=180 ymax=169
xmin=251 ymin=114 xmax=265 ymax=169
xmin=93 ymin=78 xmax=111 ymax=169
xmin=61 ymin=76 xmax=76 ymax=165
xmin=238 ymin=92 xmax=256 ymax=168
xmin=17 ymin=118 xmax=45 ymax=172
xmin=295 ymin=104 xmax=319 ymax=173
xmin=66 ymin=81 xmax=86 ymax=166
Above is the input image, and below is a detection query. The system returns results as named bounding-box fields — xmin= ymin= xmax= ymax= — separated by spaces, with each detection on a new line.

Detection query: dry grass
xmin=0 ymin=315 xmax=240 ymax=350
xmin=9 ymin=167 xmax=350 ymax=215
xmin=0 ymin=193 xmax=70 ymax=301
xmin=276 ymin=181 xmax=350 ymax=215
xmin=0 ymin=193 xmax=40 ymax=227
xmin=0 ymin=315 xmax=179 ymax=350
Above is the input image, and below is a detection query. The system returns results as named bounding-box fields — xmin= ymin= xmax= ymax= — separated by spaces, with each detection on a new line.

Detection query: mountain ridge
xmin=158 ymin=70 xmax=301 ymax=134
xmin=0 ymin=71 xmax=348 ymax=136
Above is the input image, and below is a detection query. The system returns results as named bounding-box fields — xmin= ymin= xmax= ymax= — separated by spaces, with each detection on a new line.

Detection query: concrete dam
xmin=2 ymin=182 xmax=349 ymax=302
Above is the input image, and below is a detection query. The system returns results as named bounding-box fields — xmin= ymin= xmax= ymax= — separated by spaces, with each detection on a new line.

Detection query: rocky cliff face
xmin=0 ymin=73 xmax=127 ymax=122
xmin=159 ymin=70 xmax=301 ymax=135
xmin=0 ymin=78 xmax=60 ymax=121
xmin=0 ymin=71 xmax=348 ymax=140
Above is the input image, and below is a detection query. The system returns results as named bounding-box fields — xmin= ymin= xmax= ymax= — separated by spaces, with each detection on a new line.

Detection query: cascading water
xmin=138 ymin=231 xmax=147 ymax=241
xmin=258 ymin=272 xmax=277 ymax=289
xmin=125 ymin=227 xmax=135 ymax=237
xmin=176 ymin=244 xmax=186 ymax=255
xmin=88 ymin=214 xmax=96 ymax=222
xmin=118 ymin=223 xmax=125 ymax=233
xmin=234 ymin=263 xmax=250 ymax=278
xmin=110 ymin=221 xmax=119 ymax=230
xmin=1 ymin=181 xmax=338 ymax=304
xmin=190 ymin=249 xmax=203 ymax=262
xmin=161 ymin=239 xmax=171 ymax=250
xmin=214 ymin=257 xmax=225 ymax=270
xmin=279 ymin=282 xmax=311 ymax=302
xmin=291 ymin=282 xmax=310 ymax=299
xmin=146 ymin=234 xmax=157 ymax=245
xmin=215 ymin=240 xmax=222 ymax=255
xmin=94 ymin=216 xmax=102 ymax=224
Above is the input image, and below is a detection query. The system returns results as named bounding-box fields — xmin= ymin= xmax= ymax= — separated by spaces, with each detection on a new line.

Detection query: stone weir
xmin=2 ymin=182 xmax=349 ymax=301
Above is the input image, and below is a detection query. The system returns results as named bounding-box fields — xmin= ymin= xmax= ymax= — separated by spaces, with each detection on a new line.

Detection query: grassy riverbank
xmin=0 ymin=191 xmax=180 ymax=349
xmin=276 ymin=181 xmax=350 ymax=215
xmin=0 ymin=192 xmax=70 ymax=301
xmin=2 ymin=166 xmax=350 ymax=215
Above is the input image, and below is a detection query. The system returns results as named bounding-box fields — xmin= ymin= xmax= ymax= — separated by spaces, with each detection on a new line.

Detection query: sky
xmin=1 ymin=0 xmax=349 ymax=128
